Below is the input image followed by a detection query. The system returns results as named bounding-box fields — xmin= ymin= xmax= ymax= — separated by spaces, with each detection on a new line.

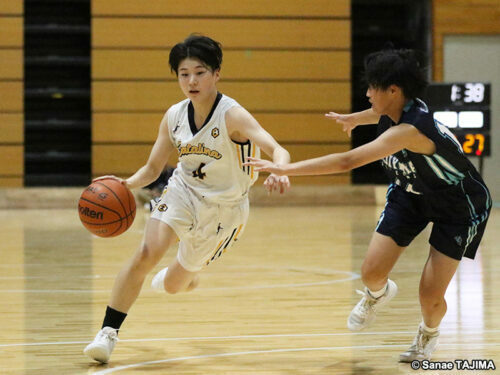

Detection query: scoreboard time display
xmin=424 ymin=82 xmax=491 ymax=156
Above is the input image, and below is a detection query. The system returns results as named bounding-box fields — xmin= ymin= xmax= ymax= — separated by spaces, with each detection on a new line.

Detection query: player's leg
xmin=151 ymin=253 xmax=201 ymax=294
xmin=347 ymin=232 xmax=404 ymax=331
xmin=419 ymin=246 xmax=459 ymax=327
xmin=152 ymin=198 xmax=248 ymax=294
xmin=108 ymin=218 xmax=178 ymax=311
xmin=84 ymin=218 xmax=177 ymax=363
xmin=348 ymin=185 xmax=429 ymax=331
xmin=361 ymin=232 xmax=405 ymax=291
xmin=399 ymin=246 xmax=459 ymax=362
xmin=164 ymin=258 xmax=200 ymax=294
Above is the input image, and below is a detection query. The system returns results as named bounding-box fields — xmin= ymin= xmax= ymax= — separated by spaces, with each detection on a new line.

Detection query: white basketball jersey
xmin=167 ymin=93 xmax=260 ymax=204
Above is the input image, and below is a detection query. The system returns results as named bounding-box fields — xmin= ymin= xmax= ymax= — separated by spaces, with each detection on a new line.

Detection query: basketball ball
xmin=78 ymin=178 xmax=136 ymax=237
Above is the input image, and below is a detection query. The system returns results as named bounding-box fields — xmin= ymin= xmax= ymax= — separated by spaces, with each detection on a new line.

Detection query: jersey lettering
xmin=179 ymin=143 xmax=222 ymax=159
xmin=381 ymin=154 xmax=418 ymax=179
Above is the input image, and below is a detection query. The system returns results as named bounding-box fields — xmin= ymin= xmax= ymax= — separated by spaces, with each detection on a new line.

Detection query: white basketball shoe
xmin=399 ymin=323 xmax=439 ymax=362
xmin=84 ymin=326 xmax=118 ymax=363
xmin=347 ymin=279 xmax=398 ymax=331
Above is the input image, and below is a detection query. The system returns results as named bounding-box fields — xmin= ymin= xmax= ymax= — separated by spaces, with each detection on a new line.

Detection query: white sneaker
xmin=347 ymin=279 xmax=397 ymax=331
xmin=83 ymin=327 xmax=118 ymax=363
xmin=399 ymin=323 xmax=439 ymax=362
xmin=151 ymin=267 xmax=168 ymax=292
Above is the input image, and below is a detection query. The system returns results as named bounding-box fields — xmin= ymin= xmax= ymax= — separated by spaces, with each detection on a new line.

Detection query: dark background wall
xmin=351 ymin=0 xmax=431 ymax=184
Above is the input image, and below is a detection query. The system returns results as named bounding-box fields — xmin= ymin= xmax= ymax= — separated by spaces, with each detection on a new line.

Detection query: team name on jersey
xmin=178 ymin=142 xmax=222 ymax=160
xmin=382 ymin=155 xmax=422 ymax=193
xmin=382 ymin=154 xmax=417 ymax=178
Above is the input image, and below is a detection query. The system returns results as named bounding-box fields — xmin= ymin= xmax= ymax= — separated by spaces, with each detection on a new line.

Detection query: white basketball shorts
xmin=150 ymin=176 xmax=249 ymax=272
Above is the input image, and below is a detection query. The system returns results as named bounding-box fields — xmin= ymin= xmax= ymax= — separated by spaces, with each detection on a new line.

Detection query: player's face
xmin=366 ymin=86 xmax=393 ymax=115
xmin=178 ymin=58 xmax=220 ymax=102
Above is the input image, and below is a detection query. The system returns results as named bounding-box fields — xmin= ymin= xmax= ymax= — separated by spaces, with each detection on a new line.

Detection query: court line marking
xmin=0 ymin=265 xmax=355 ymax=276
xmin=198 ymin=271 xmax=359 ymax=291
xmin=0 ymin=275 xmax=103 ymax=280
xmin=92 ymin=342 xmax=500 ymax=375
xmin=0 ymin=269 xmax=360 ymax=293
xmin=2 ymin=330 xmax=499 ymax=348
xmin=0 ymin=263 xmax=121 ymax=267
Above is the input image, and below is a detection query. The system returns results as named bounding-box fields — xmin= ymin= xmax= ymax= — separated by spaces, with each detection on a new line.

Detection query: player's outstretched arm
xmin=244 ymin=124 xmax=427 ymax=177
xmin=325 ymin=108 xmax=380 ymax=137
xmin=226 ymin=107 xmax=290 ymax=194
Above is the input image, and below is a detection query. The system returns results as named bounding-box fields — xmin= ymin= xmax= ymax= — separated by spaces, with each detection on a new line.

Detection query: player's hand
xmin=263 ymin=174 xmax=290 ymax=195
xmin=325 ymin=111 xmax=357 ymax=137
xmin=244 ymin=157 xmax=286 ymax=176
xmin=92 ymin=175 xmax=127 ymax=185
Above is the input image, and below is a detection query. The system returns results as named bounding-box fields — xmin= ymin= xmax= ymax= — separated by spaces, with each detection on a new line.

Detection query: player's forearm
xmin=126 ymin=165 xmax=162 ymax=189
xmin=353 ymin=108 xmax=380 ymax=125
xmin=281 ymin=153 xmax=349 ymax=176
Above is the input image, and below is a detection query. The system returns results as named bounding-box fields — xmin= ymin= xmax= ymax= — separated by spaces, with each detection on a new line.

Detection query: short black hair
xmin=169 ymin=34 xmax=223 ymax=75
xmin=364 ymin=47 xmax=428 ymax=99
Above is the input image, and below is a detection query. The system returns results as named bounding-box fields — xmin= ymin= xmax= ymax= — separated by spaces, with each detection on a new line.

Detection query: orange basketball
xmin=78 ymin=178 xmax=136 ymax=237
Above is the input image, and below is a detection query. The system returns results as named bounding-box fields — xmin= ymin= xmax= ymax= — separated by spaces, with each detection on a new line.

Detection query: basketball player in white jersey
xmin=84 ymin=35 xmax=290 ymax=364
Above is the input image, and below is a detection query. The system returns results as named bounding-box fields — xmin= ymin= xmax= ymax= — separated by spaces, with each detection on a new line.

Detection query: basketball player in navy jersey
xmin=245 ymin=47 xmax=491 ymax=362
xmin=84 ymin=35 xmax=290 ymax=363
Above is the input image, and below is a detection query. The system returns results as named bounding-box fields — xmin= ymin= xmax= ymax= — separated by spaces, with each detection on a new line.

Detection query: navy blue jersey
xmin=377 ymin=99 xmax=491 ymax=223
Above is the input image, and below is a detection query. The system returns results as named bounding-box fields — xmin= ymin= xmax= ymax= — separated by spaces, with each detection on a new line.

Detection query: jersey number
xmin=192 ymin=163 xmax=206 ymax=180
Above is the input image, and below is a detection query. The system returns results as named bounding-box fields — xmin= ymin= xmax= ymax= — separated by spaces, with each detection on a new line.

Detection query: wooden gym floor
xmin=0 ymin=204 xmax=499 ymax=374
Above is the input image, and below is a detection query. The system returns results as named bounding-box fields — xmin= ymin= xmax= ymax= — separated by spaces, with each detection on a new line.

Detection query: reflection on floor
xmin=0 ymin=206 xmax=498 ymax=375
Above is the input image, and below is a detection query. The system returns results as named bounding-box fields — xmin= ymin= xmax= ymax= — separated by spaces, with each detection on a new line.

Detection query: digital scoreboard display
xmin=424 ymin=83 xmax=491 ymax=156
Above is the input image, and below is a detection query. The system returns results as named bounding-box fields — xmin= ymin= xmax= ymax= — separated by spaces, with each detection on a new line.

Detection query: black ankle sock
xmin=102 ymin=306 xmax=127 ymax=331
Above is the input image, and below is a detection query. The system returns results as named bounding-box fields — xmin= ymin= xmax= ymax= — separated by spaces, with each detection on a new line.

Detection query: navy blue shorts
xmin=376 ymin=184 xmax=490 ymax=260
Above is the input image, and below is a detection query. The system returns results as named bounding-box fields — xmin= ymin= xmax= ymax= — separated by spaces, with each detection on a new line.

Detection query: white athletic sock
xmin=421 ymin=320 xmax=439 ymax=333
xmin=367 ymin=283 xmax=387 ymax=299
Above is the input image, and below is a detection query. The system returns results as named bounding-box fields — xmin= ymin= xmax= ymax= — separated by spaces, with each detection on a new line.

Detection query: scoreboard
xmin=424 ymin=82 xmax=491 ymax=156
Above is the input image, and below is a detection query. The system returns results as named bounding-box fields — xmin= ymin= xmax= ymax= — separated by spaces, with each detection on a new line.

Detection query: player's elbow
xmin=335 ymin=154 xmax=354 ymax=173
xmin=273 ymin=145 xmax=290 ymax=162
